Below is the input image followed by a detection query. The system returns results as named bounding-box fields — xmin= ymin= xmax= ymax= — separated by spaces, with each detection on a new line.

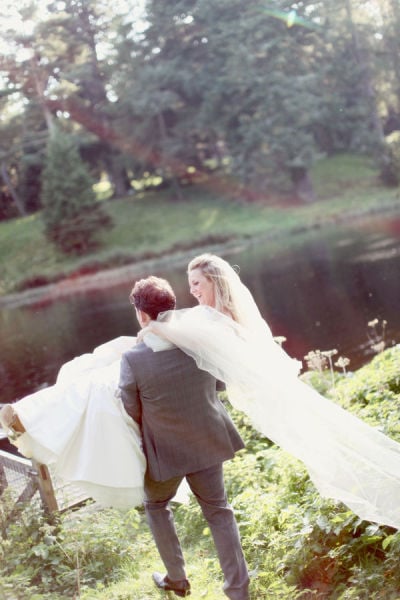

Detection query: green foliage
xmin=41 ymin=131 xmax=113 ymax=255
xmin=311 ymin=153 xmax=378 ymax=199
xmin=332 ymin=346 xmax=400 ymax=439
xmin=300 ymin=369 xmax=343 ymax=396
xmin=0 ymin=495 xmax=141 ymax=598
xmin=46 ymin=206 xmax=113 ymax=255
xmin=125 ymin=0 xmax=325 ymax=198
xmin=0 ymin=0 xmax=398 ymax=205
xmin=215 ymin=382 xmax=400 ymax=598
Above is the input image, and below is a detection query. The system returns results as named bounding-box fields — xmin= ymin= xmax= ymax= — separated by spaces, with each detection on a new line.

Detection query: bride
xmin=2 ymin=253 xmax=400 ymax=529
xmin=163 ymin=254 xmax=400 ymax=530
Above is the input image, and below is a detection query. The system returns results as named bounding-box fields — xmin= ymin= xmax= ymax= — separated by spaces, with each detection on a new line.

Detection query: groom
xmin=118 ymin=276 xmax=250 ymax=600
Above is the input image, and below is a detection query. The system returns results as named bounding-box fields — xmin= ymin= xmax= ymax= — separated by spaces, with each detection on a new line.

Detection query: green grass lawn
xmin=0 ymin=154 xmax=399 ymax=296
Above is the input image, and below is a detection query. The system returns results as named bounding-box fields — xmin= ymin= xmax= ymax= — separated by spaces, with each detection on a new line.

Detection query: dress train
xmin=151 ymin=306 xmax=400 ymax=530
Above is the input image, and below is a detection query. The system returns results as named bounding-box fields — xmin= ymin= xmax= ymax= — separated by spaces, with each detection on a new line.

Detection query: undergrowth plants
xmin=223 ymin=343 xmax=400 ymax=598
xmin=1 ymin=345 xmax=400 ymax=599
xmin=0 ymin=498 xmax=142 ymax=599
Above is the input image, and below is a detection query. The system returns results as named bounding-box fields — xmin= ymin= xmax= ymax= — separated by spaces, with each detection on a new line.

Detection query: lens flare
xmin=287 ymin=9 xmax=296 ymax=28
xmin=261 ymin=7 xmax=321 ymax=30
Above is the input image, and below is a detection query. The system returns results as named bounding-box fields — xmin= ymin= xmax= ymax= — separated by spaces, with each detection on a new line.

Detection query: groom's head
xmin=130 ymin=276 xmax=176 ymax=326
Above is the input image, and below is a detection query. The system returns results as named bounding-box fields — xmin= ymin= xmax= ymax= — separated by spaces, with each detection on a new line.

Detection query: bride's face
xmin=188 ymin=268 xmax=215 ymax=307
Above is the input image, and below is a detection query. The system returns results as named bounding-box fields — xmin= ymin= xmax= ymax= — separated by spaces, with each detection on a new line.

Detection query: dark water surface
xmin=1 ymin=214 xmax=400 ymax=405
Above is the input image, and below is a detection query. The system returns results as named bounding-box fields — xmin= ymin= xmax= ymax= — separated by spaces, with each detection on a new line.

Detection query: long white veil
xmin=149 ymin=265 xmax=400 ymax=530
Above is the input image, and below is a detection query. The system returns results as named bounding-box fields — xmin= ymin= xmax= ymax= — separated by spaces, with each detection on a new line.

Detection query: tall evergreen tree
xmin=41 ymin=131 xmax=113 ymax=254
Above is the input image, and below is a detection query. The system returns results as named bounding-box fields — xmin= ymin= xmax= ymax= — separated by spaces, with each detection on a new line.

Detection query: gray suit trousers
xmin=144 ymin=463 xmax=250 ymax=600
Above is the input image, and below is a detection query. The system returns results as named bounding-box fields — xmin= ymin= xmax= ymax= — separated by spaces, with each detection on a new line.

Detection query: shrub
xmin=332 ymin=346 xmax=400 ymax=439
xmin=41 ymin=131 xmax=113 ymax=255
xmin=0 ymin=495 xmax=141 ymax=599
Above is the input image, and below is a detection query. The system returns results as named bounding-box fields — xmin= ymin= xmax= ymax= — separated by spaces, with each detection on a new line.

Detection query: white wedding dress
xmin=13 ymin=336 xmax=147 ymax=509
xmin=12 ymin=334 xmax=192 ymax=510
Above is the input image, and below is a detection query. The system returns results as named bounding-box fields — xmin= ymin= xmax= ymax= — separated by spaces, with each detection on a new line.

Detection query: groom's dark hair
xmin=130 ymin=276 xmax=176 ymax=320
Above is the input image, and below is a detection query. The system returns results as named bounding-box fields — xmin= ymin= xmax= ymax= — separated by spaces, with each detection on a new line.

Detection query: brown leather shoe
xmin=152 ymin=572 xmax=191 ymax=597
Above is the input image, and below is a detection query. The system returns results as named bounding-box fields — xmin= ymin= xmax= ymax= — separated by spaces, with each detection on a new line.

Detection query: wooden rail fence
xmin=0 ymin=448 xmax=90 ymax=519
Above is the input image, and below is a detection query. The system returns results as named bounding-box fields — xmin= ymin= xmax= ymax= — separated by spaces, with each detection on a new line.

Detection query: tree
xmin=0 ymin=0 xmax=397 ymax=205
xmin=315 ymin=0 xmax=384 ymax=154
xmin=114 ymin=0 xmax=326 ymax=201
xmin=0 ymin=107 xmax=37 ymax=219
xmin=0 ymin=1 xmax=135 ymax=201
xmin=41 ymin=130 xmax=113 ymax=254
xmin=111 ymin=1 xmax=212 ymax=196
xmin=42 ymin=0 xmax=134 ymax=196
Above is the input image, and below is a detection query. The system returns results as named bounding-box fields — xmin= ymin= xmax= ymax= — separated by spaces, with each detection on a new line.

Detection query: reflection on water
xmin=1 ymin=214 xmax=400 ymax=404
xmin=0 ymin=288 xmax=140 ymax=402
xmin=233 ymin=218 xmax=400 ymax=366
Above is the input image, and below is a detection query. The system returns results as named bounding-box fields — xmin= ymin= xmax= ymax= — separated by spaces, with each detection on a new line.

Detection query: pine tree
xmin=41 ymin=131 xmax=113 ymax=254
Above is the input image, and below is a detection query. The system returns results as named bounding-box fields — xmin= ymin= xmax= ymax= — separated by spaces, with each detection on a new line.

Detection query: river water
xmin=1 ymin=213 xmax=400 ymax=405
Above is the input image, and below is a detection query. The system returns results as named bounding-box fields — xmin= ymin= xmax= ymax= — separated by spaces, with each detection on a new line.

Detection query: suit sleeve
xmin=119 ymin=353 xmax=142 ymax=426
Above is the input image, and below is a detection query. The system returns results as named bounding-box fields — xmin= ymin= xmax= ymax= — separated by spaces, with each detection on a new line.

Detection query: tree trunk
xmin=344 ymin=0 xmax=385 ymax=146
xmin=31 ymin=54 xmax=56 ymax=137
xmin=291 ymin=167 xmax=316 ymax=203
xmin=157 ymin=113 xmax=183 ymax=201
xmin=0 ymin=162 xmax=27 ymax=217
xmin=106 ymin=159 xmax=131 ymax=197
xmin=387 ymin=0 xmax=400 ymax=113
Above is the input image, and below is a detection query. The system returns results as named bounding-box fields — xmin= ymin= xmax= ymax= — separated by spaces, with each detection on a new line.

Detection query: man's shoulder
xmin=122 ymin=341 xmax=151 ymax=361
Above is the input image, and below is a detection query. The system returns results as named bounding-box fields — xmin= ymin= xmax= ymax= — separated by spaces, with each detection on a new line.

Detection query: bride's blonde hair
xmin=188 ymin=253 xmax=240 ymax=323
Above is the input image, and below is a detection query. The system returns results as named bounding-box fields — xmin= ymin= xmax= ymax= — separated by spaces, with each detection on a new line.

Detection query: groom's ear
xmin=135 ymin=308 xmax=151 ymax=327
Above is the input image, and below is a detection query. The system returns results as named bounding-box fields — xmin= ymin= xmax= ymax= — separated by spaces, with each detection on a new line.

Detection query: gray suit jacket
xmin=119 ymin=338 xmax=244 ymax=482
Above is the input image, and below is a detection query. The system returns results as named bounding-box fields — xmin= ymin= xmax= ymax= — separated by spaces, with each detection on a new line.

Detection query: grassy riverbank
xmin=1 ymin=154 xmax=399 ymax=297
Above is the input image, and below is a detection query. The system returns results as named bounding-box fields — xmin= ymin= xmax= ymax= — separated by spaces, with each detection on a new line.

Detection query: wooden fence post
xmin=31 ymin=460 xmax=59 ymax=513
xmin=0 ymin=461 xmax=7 ymax=494
xmin=0 ymin=449 xmax=89 ymax=514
